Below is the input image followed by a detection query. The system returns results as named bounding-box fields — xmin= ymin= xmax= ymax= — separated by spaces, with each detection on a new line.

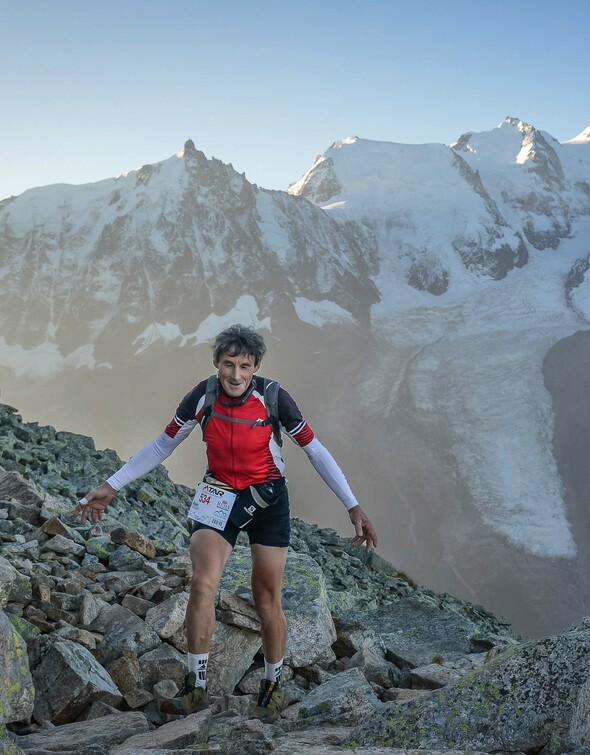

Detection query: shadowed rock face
xmin=32 ymin=638 xmax=123 ymax=724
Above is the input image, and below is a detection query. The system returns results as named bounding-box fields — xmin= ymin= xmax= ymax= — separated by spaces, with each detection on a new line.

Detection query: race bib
xmin=187 ymin=482 xmax=237 ymax=531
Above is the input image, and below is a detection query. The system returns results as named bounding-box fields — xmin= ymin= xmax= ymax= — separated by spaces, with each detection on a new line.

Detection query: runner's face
xmin=216 ymin=352 xmax=258 ymax=397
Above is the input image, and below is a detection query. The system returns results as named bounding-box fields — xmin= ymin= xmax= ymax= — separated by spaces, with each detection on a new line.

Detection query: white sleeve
xmin=106 ymin=432 xmax=186 ymax=491
xmin=301 ymin=437 xmax=359 ymax=511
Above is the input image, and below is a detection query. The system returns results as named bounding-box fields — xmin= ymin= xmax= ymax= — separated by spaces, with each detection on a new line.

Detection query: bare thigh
xmin=250 ymin=543 xmax=288 ymax=605
xmin=190 ymin=528 xmax=233 ymax=595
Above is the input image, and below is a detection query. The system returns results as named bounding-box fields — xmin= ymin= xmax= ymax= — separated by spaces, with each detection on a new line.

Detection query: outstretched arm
xmin=74 ymin=431 xmax=186 ymax=524
xmin=301 ymin=437 xmax=378 ymax=550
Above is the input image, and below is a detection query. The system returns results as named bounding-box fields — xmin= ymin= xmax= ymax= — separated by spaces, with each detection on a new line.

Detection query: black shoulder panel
xmin=263 ymin=379 xmax=282 ymax=447
xmin=199 ymin=374 xmax=219 ymax=440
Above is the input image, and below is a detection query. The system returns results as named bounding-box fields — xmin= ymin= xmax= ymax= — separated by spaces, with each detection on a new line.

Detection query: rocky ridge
xmin=1 ymin=402 xmax=589 ymax=754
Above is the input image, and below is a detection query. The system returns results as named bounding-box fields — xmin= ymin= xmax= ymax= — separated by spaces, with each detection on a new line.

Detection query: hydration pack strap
xmin=209 ymin=411 xmax=268 ymax=428
xmin=200 ymin=375 xmax=283 ymax=447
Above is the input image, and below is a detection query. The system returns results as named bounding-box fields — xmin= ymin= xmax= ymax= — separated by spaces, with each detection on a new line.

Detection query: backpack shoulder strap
xmin=200 ymin=375 xmax=283 ymax=447
xmin=263 ymin=378 xmax=282 ymax=447
xmin=200 ymin=375 xmax=218 ymax=440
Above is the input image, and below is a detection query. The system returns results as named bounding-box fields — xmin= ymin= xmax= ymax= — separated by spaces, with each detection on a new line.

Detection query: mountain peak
xmin=452 ymin=118 xmax=534 ymax=152
xmin=503 ymin=116 xmax=522 ymax=128
xmin=563 ymin=126 xmax=590 ymax=144
xmin=328 ymin=136 xmax=359 ymax=151
xmin=180 ymin=138 xmax=198 ymax=157
xmin=500 ymin=117 xmax=538 ymax=136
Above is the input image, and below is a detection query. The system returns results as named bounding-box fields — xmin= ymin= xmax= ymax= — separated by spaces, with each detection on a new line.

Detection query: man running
xmin=76 ymin=324 xmax=377 ymax=723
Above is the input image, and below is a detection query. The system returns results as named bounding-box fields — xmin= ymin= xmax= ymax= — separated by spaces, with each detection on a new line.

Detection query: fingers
xmin=73 ymin=496 xmax=89 ymax=511
xmin=74 ymin=494 xmax=106 ymax=524
xmin=366 ymin=521 xmax=378 ymax=549
xmin=73 ymin=483 xmax=117 ymax=524
xmin=348 ymin=506 xmax=378 ymax=551
xmin=82 ymin=503 xmax=105 ymax=524
xmin=355 ymin=531 xmax=376 ymax=551
xmin=73 ymin=496 xmax=90 ymax=523
xmin=353 ymin=518 xmax=378 ymax=551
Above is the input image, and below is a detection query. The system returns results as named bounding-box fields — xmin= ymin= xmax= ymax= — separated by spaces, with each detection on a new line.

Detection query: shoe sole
xmin=250 ymin=706 xmax=280 ymax=723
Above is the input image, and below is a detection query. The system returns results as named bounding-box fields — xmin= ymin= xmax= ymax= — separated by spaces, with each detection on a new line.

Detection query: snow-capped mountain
xmin=289 ymin=118 xmax=590 ymax=304
xmin=289 ymin=135 xmax=529 ymax=298
xmin=0 ymin=139 xmax=377 ymax=370
xmin=564 ymin=125 xmax=590 ymax=144
xmin=2 ymin=117 xmax=590 ymax=636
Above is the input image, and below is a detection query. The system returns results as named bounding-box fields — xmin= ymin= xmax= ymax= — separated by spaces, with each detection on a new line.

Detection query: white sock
xmin=264 ymin=657 xmax=283 ymax=684
xmin=187 ymin=652 xmax=209 ymax=689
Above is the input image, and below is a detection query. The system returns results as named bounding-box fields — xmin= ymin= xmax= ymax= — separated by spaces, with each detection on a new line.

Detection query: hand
xmin=348 ymin=505 xmax=378 ymax=551
xmin=74 ymin=483 xmax=117 ymax=524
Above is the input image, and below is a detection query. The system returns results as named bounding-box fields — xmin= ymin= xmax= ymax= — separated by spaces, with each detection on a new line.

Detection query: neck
xmin=219 ymin=377 xmax=256 ymax=406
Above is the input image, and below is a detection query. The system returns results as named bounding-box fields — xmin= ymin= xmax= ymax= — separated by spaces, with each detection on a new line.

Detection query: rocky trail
xmin=1 ymin=403 xmax=589 ymax=754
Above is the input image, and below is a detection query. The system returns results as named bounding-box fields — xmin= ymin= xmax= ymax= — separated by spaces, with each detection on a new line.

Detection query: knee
xmin=189 ymin=572 xmax=219 ymax=604
xmin=252 ymin=590 xmax=282 ymax=622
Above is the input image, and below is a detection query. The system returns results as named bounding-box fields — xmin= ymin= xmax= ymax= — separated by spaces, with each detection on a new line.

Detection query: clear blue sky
xmin=2 ymin=0 xmax=588 ymax=200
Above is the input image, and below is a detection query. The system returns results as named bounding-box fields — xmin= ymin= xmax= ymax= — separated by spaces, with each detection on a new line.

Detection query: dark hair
xmin=212 ymin=324 xmax=267 ymax=367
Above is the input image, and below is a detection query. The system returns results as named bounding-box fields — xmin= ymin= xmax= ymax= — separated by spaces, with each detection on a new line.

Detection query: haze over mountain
xmin=2 ymin=117 xmax=590 ymax=636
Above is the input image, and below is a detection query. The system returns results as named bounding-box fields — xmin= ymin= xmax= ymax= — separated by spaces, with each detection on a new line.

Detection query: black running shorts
xmin=188 ymin=482 xmax=290 ymax=548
